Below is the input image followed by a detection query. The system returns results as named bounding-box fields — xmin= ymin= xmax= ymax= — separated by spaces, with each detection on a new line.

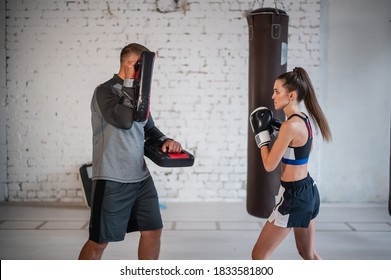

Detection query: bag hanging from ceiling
xmin=246 ymin=7 xmax=289 ymax=218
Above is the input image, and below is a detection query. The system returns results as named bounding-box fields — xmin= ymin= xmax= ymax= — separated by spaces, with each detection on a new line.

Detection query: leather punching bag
xmin=388 ymin=121 xmax=390 ymax=216
xmin=247 ymin=8 xmax=289 ymax=218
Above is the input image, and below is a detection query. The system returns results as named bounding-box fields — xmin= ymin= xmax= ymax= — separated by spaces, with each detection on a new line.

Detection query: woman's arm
xmin=260 ymin=121 xmax=294 ymax=172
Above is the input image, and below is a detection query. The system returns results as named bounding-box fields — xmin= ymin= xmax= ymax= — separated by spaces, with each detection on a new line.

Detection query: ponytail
xmin=277 ymin=67 xmax=332 ymax=142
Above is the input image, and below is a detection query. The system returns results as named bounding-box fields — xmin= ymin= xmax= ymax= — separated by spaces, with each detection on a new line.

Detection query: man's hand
xmin=123 ymin=55 xmax=140 ymax=79
xmin=161 ymin=139 xmax=182 ymax=153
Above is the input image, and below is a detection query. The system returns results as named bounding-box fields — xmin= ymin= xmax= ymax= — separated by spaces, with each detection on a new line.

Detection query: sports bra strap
xmin=287 ymin=113 xmax=309 ymax=121
xmin=282 ymin=112 xmax=313 ymax=165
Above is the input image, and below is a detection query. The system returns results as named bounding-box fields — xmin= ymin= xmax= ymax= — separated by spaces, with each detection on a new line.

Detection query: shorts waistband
xmin=281 ymin=174 xmax=313 ymax=189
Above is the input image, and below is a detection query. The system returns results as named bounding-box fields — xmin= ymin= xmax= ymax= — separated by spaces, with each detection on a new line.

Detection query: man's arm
xmin=144 ymin=115 xmax=182 ymax=153
xmin=144 ymin=114 xmax=167 ymax=145
xmin=95 ymin=83 xmax=135 ymax=129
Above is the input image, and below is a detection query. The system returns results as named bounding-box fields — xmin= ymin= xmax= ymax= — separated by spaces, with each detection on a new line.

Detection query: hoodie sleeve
xmin=95 ymin=81 xmax=136 ymax=129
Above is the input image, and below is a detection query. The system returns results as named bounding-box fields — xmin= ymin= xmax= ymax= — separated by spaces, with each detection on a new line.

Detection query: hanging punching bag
xmin=388 ymin=122 xmax=390 ymax=216
xmin=247 ymin=8 xmax=289 ymax=218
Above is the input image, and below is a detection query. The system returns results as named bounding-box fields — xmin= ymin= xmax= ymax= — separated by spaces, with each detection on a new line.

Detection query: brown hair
xmin=277 ymin=67 xmax=332 ymax=142
xmin=120 ymin=43 xmax=150 ymax=63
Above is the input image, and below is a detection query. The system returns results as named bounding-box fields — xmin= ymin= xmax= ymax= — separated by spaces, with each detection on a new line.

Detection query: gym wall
xmin=320 ymin=0 xmax=391 ymax=202
xmin=0 ymin=0 xmax=389 ymax=204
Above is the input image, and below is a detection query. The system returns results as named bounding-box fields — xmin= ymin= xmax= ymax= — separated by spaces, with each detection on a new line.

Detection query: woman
xmin=249 ymin=67 xmax=332 ymax=260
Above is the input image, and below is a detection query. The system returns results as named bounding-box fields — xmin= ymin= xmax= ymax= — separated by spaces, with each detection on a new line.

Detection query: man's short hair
xmin=120 ymin=43 xmax=150 ymax=63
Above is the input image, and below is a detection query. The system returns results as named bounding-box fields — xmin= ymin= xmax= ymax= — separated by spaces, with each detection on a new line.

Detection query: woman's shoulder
xmin=280 ymin=116 xmax=305 ymax=137
xmin=281 ymin=117 xmax=299 ymax=130
xmin=278 ymin=119 xmax=296 ymax=141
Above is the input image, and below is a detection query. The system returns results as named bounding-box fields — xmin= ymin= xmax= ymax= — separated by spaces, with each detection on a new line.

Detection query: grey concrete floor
xmin=0 ymin=202 xmax=390 ymax=260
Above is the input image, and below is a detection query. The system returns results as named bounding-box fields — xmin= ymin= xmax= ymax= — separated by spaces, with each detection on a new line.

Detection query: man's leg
xmin=138 ymin=229 xmax=162 ymax=260
xmin=78 ymin=240 xmax=108 ymax=260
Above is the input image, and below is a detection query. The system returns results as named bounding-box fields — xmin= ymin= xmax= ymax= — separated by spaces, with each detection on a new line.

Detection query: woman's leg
xmin=252 ymin=221 xmax=291 ymax=260
xmin=293 ymin=220 xmax=321 ymax=260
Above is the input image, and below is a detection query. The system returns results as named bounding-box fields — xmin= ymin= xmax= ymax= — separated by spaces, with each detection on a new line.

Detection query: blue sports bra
xmin=281 ymin=113 xmax=313 ymax=165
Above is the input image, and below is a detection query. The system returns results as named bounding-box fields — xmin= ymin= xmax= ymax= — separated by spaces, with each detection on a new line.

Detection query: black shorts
xmin=89 ymin=176 xmax=163 ymax=243
xmin=268 ymin=175 xmax=320 ymax=228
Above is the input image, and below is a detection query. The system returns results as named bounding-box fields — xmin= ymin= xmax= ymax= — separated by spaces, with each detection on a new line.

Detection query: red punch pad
xmin=144 ymin=145 xmax=195 ymax=167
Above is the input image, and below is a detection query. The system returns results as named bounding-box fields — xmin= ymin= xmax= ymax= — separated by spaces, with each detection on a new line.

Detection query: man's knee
xmin=141 ymin=228 xmax=162 ymax=239
xmin=87 ymin=240 xmax=108 ymax=252
xmin=78 ymin=240 xmax=108 ymax=260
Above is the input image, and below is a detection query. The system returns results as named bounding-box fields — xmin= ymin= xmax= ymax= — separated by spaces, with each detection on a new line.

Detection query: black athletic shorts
xmin=268 ymin=174 xmax=320 ymax=228
xmin=88 ymin=176 xmax=163 ymax=243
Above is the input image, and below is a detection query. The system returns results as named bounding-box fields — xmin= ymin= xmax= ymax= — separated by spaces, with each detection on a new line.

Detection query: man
xmin=78 ymin=43 xmax=182 ymax=260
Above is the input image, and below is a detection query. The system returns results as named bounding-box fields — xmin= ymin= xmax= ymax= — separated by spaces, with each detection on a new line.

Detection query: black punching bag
xmin=247 ymin=8 xmax=289 ymax=218
xmin=388 ymin=122 xmax=390 ymax=216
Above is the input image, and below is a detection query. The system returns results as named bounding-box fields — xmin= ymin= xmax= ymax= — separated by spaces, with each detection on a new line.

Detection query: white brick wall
xmin=0 ymin=0 xmax=6 ymax=201
xmin=3 ymin=0 xmax=321 ymax=203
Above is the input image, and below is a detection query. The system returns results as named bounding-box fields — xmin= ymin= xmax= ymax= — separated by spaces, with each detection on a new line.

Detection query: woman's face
xmin=272 ymin=79 xmax=290 ymax=110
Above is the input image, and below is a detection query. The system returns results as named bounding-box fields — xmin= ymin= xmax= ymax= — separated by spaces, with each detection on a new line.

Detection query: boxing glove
xmin=271 ymin=118 xmax=282 ymax=137
xmin=250 ymin=107 xmax=273 ymax=148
